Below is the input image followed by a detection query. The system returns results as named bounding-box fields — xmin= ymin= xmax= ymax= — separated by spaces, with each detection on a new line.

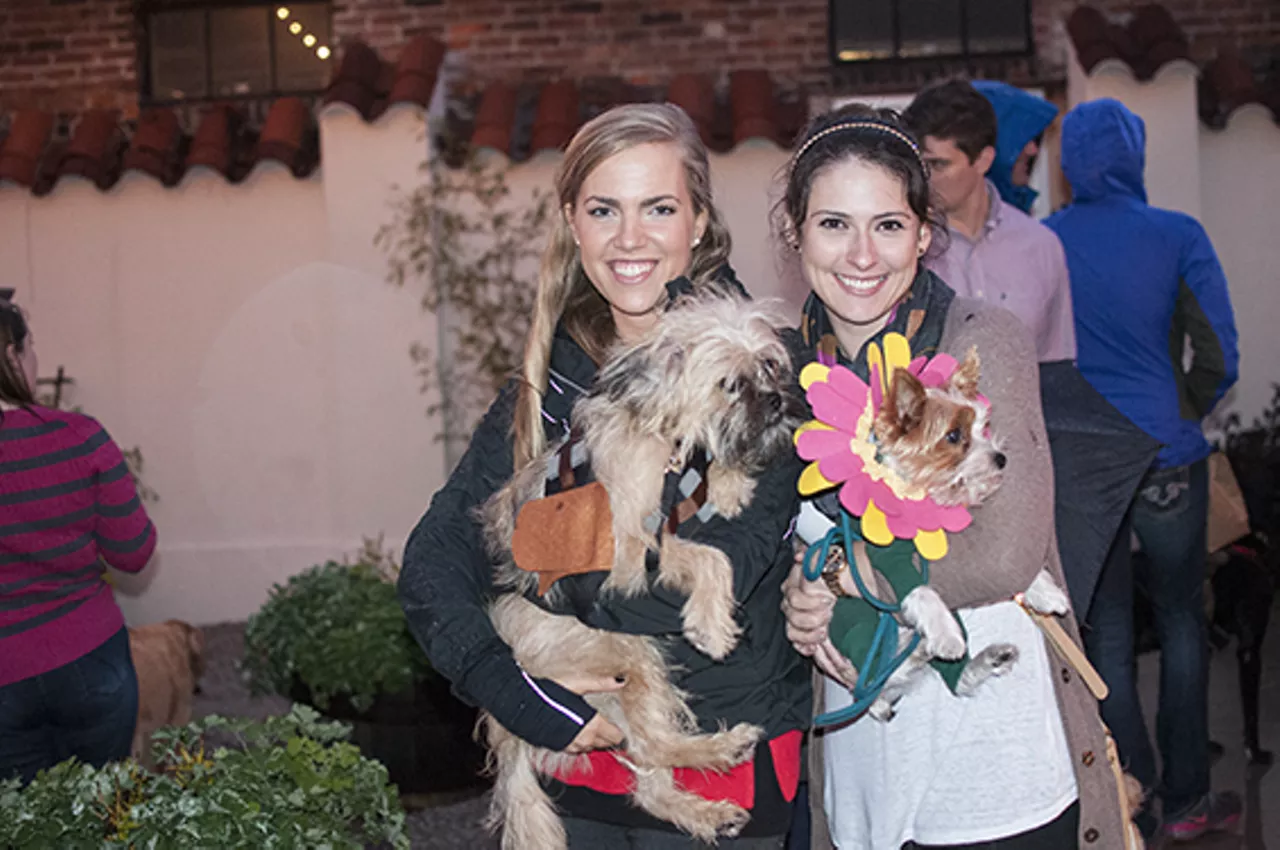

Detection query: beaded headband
xmin=790 ymin=121 xmax=925 ymax=172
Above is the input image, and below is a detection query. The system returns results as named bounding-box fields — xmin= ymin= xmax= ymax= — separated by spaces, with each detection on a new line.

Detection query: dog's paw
xmin=956 ymin=643 xmax=1020 ymax=695
xmin=900 ymin=587 xmax=966 ymax=660
xmin=682 ymin=603 xmax=742 ymax=660
xmin=723 ymin=722 xmax=764 ymax=764
xmin=1023 ymin=570 xmax=1070 ymax=616
xmin=868 ymin=697 xmax=897 ymax=722
xmin=713 ymin=803 xmax=752 ymax=838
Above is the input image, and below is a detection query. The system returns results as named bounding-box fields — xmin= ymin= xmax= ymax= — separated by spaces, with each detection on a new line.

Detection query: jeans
xmin=563 ymin=818 xmax=786 ymax=849
xmin=1084 ymin=458 xmax=1210 ymax=822
xmin=0 ymin=627 xmax=139 ymax=785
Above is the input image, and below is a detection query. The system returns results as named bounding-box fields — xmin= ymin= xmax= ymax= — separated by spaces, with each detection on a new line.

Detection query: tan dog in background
xmin=128 ymin=619 xmax=205 ymax=766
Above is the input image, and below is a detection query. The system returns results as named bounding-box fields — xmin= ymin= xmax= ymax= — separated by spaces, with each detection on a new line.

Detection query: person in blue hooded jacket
xmin=973 ymin=80 xmax=1059 ymax=214
xmin=1046 ymin=98 xmax=1240 ymax=843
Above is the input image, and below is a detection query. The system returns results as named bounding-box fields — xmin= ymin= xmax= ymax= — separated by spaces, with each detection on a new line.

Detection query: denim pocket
xmin=1137 ymin=465 xmax=1193 ymax=516
xmin=73 ymin=631 xmax=131 ymax=699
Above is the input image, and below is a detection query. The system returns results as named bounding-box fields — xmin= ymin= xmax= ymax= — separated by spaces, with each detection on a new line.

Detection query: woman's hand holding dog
xmin=781 ymin=555 xmax=858 ymax=688
xmin=554 ymin=671 xmax=627 ymax=753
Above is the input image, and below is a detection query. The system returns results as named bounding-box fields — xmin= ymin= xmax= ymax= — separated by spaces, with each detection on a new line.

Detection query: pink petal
xmin=819 ymin=451 xmax=864 ymax=483
xmin=826 ymin=365 xmax=870 ymax=408
xmin=869 ymin=363 xmax=884 ymax=412
xmin=807 ymin=383 xmax=861 ymax=434
xmin=906 ymin=356 xmax=929 ymax=376
xmin=938 ymin=505 xmax=973 ymax=532
xmin=838 ymin=478 xmax=871 ymax=515
xmin=917 ymin=354 xmax=958 ymax=388
xmin=796 ymin=429 xmax=854 ymax=461
xmin=885 ymin=511 xmax=921 ymax=539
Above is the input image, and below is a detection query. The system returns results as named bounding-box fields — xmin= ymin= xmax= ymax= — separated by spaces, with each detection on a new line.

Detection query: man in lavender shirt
xmin=904 ymin=80 xmax=1075 ymax=362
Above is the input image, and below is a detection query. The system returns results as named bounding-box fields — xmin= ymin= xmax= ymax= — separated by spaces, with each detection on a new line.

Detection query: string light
xmin=276 ymin=7 xmax=290 ymax=20
xmin=316 ymin=45 xmax=331 ymax=60
xmin=302 ymin=33 xmax=316 ymax=47
xmin=289 ymin=21 xmax=302 ymax=35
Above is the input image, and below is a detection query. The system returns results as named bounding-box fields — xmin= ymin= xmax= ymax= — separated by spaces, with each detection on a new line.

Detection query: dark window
xmin=141 ymin=2 xmax=333 ymax=103
xmin=830 ymin=0 xmax=1032 ymax=63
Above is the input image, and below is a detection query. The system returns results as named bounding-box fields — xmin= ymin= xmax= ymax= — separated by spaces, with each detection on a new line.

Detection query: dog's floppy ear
xmin=181 ymin=622 xmax=206 ymax=680
xmin=950 ymin=346 xmax=981 ymax=400
xmin=883 ymin=368 xmax=926 ymax=435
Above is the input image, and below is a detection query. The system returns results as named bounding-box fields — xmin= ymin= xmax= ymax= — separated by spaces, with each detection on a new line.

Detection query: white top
xmin=822 ymin=600 xmax=1078 ymax=849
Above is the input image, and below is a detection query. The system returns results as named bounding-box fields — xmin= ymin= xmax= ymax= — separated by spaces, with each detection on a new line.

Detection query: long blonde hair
xmin=512 ymin=103 xmax=732 ymax=467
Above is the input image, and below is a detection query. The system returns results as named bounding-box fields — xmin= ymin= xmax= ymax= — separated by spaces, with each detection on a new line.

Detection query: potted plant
xmin=241 ymin=538 xmax=486 ymax=795
xmin=0 ymin=706 xmax=409 ymax=849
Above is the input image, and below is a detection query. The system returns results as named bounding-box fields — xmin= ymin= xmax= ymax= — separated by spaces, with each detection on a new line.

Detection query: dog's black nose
xmin=994 ymin=452 xmax=1007 ymax=470
xmin=767 ymin=392 xmax=783 ymax=413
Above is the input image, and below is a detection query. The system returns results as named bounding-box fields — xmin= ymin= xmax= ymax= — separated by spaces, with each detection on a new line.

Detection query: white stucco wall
xmin=1200 ymin=106 xmax=1280 ymax=426
xmin=1 ymin=105 xmax=443 ymax=627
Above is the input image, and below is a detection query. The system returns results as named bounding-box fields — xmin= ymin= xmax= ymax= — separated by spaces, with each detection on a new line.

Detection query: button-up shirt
xmin=928 ymin=182 xmax=1076 ymax=362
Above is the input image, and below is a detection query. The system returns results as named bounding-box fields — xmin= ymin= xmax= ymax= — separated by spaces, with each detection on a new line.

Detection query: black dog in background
xmin=1134 ymin=537 xmax=1276 ymax=765
xmin=1208 ymin=534 xmax=1274 ymax=765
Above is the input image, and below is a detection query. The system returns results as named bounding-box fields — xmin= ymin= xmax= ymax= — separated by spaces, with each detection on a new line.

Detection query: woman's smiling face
xmin=798 ymin=156 xmax=931 ymax=354
xmin=567 ymin=142 xmax=707 ymax=343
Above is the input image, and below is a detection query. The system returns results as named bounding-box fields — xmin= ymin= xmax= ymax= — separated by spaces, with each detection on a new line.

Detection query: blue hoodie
xmin=1046 ymin=99 xmax=1239 ymax=469
xmin=973 ymin=80 xmax=1059 ymax=213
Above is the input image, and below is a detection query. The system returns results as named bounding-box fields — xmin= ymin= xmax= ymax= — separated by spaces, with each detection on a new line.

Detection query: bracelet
xmin=820 ymin=551 xmax=851 ymax=598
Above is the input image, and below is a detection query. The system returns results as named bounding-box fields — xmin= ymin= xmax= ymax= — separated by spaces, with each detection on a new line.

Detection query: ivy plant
xmin=0 ymin=705 xmax=409 ymax=849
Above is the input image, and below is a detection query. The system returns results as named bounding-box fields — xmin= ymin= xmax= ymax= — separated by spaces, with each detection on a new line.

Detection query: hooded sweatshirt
xmin=973 ymin=80 xmax=1059 ymax=213
xmin=1046 ymin=99 xmax=1239 ymax=469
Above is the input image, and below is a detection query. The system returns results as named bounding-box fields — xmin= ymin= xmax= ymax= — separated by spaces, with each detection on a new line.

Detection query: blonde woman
xmin=398 ymin=104 xmax=810 ymax=848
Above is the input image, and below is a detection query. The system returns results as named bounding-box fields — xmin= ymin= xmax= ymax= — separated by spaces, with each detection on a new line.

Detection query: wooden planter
xmin=290 ymin=676 xmax=488 ymax=795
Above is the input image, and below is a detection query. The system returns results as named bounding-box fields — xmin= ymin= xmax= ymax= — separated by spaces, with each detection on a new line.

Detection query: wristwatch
xmin=820 ymin=548 xmax=852 ymax=598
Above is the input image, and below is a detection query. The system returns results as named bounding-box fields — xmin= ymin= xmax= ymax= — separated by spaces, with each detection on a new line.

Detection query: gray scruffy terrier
xmin=478 ymin=289 xmax=806 ymax=850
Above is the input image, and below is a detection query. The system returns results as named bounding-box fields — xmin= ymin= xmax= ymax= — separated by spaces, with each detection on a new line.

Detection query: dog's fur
xmin=128 ymin=619 xmax=205 ymax=766
xmin=849 ymin=352 xmax=1071 ymax=720
xmin=478 ymin=292 xmax=806 ymax=849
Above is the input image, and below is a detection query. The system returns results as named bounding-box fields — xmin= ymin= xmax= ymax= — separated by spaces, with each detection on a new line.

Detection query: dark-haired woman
xmin=776 ymin=107 xmax=1128 ymax=850
xmin=0 ymin=298 xmax=156 ymax=784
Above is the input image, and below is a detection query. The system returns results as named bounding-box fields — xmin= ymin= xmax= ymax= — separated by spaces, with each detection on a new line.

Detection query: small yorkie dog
xmin=837 ymin=349 xmax=1070 ymax=720
xmin=478 ymin=290 xmax=807 ymax=849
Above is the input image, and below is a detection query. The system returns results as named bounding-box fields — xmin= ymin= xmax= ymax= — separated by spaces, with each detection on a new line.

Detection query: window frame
xmin=137 ymin=0 xmax=334 ymax=107
xmin=826 ymin=0 xmax=1034 ymax=66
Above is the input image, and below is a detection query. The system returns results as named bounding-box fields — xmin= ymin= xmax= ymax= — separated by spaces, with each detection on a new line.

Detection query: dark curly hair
xmin=0 ymin=294 xmax=35 ymax=407
xmin=775 ymin=103 xmax=943 ymax=249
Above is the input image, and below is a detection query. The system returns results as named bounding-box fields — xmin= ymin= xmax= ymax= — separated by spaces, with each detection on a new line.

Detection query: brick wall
xmin=0 ymin=0 xmax=136 ymax=116
xmin=0 ymin=0 xmax=1274 ymax=119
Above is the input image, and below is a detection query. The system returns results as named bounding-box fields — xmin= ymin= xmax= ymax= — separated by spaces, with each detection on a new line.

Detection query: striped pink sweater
xmin=0 ymin=406 xmax=156 ymax=687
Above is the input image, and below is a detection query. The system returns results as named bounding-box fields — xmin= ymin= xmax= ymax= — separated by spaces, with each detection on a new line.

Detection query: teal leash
xmin=802 ymin=510 xmax=925 ymax=727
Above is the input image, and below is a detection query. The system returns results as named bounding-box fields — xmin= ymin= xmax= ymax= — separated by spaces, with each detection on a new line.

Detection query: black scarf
xmin=799 ymin=266 xmax=955 ymax=377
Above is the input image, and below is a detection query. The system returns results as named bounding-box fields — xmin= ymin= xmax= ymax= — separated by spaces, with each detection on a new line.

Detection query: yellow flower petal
xmin=798 ymin=462 xmax=837 ymax=495
xmin=799 ymin=362 xmax=830 ymax=390
xmin=883 ymin=332 xmax=912 ymax=377
xmin=866 ymin=343 xmax=885 ymax=394
xmin=914 ymin=528 xmax=949 ymax=560
xmin=793 ymin=419 xmax=834 ymax=446
xmin=860 ymin=500 xmax=894 ymax=546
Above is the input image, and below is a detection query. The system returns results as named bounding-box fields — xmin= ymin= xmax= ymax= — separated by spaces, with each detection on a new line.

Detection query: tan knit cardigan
xmin=806 ymin=298 xmax=1126 ymax=850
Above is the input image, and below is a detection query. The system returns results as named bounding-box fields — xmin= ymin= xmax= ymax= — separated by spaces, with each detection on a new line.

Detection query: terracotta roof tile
xmin=255 ymin=97 xmax=319 ymax=177
xmin=57 ymin=110 xmax=127 ymax=190
xmin=456 ymin=70 xmax=806 ymax=163
xmin=122 ymin=108 xmax=186 ymax=186
xmin=0 ymin=110 xmax=55 ymax=188
xmin=1068 ymin=3 xmax=1277 ymax=129
xmin=186 ymin=104 xmax=255 ymax=181
xmin=0 ymin=35 xmax=446 ymax=196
